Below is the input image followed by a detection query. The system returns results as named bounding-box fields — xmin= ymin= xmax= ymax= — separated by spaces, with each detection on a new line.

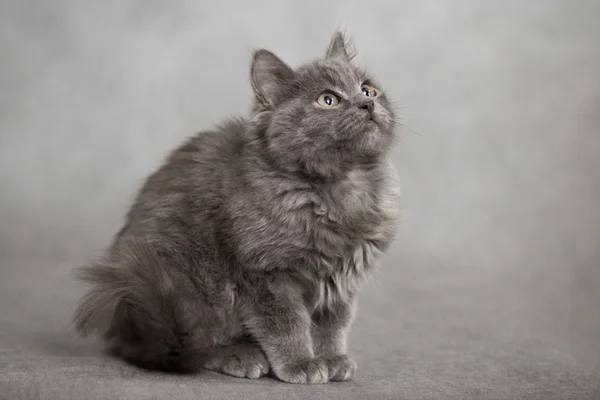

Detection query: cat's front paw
xmin=323 ymin=354 xmax=356 ymax=381
xmin=273 ymin=358 xmax=329 ymax=384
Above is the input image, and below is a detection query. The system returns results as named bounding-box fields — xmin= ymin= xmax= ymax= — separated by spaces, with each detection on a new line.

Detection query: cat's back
xmin=150 ymin=117 xmax=245 ymax=185
xmin=119 ymin=118 xmax=248 ymax=238
xmin=169 ymin=117 xmax=246 ymax=173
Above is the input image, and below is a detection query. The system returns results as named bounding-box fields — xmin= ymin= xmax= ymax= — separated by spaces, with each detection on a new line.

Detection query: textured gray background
xmin=1 ymin=0 xmax=599 ymax=399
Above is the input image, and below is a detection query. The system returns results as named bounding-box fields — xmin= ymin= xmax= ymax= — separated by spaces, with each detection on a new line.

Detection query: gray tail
xmin=73 ymin=241 xmax=211 ymax=373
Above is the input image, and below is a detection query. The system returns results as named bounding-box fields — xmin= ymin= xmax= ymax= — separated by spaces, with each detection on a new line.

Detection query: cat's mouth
xmin=367 ymin=114 xmax=379 ymax=126
xmin=366 ymin=110 xmax=381 ymax=125
xmin=367 ymin=111 xmax=388 ymax=129
xmin=357 ymin=111 xmax=380 ymax=130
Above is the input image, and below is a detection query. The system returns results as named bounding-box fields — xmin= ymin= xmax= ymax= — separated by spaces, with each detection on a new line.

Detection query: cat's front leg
xmin=312 ymin=298 xmax=357 ymax=381
xmin=241 ymin=277 xmax=330 ymax=384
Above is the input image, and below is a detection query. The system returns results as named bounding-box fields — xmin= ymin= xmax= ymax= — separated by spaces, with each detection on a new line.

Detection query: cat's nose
xmin=358 ymin=99 xmax=374 ymax=114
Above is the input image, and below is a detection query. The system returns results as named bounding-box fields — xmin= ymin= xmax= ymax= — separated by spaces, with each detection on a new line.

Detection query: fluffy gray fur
xmin=73 ymin=31 xmax=401 ymax=384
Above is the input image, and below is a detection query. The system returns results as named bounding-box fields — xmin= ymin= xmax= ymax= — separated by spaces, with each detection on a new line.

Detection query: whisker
xmin=402 ymin=125 xmax=423 ymax=136
xmin=391 ymin=118 xmax=424 ymax=137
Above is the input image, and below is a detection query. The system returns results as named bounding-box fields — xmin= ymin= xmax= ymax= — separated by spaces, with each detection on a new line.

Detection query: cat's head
xmin=249 ymin=32 xmax=397 ymax=179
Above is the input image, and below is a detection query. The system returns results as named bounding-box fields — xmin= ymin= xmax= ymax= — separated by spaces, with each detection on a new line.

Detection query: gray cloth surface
xmin=1 ymin=254 xmax=600 ymax=400
xmin=1 ymin=0 xmax=600 ymax=399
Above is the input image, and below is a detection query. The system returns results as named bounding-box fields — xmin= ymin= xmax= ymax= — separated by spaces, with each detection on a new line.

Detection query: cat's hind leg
xmin=73 ymin=239 xmax=220 ymax=373
xmin=203 ymin=338 xmax=269 ymax=379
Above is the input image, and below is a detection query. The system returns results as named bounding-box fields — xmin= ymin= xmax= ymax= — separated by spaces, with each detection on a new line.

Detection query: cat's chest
xmin=236 ymin=164 xmax=399 ymax=273
xmin=303 ymin=237 xmax=382 ymax=310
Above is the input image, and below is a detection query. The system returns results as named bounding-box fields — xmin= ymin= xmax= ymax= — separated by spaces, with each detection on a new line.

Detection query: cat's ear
xmin=251 ymin=49 xmax=295 ymax=110
xmin=325 ymin=31 xmax=354 ymax=61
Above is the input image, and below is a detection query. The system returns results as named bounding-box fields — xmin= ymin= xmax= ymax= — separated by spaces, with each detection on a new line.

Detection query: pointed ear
xmin=250 ymin=49 xmax=295 ymax=110
xmin=325 ymin=31 xmax=354 ymax=61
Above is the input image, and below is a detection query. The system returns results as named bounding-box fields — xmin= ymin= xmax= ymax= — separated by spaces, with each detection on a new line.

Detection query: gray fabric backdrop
xmin=1 ymin=0 xmax=599 ymax=399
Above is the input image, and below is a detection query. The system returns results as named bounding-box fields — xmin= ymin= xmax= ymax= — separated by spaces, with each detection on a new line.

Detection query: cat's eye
xmin=361 ymin=84 xmax=378 ymax=97
xmin=317 ymin=92 xmax=340 ymax=108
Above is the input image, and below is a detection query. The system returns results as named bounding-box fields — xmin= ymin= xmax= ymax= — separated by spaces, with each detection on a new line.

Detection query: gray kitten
xmin=73 ymin=31 xmax=400 ymax=384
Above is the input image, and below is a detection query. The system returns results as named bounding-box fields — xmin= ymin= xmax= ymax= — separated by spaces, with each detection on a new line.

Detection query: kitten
xmin=73 ymin=31 xmax=400 ymax=384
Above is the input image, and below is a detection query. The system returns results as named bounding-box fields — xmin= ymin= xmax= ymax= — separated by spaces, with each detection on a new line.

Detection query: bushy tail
xmin=73 ymin=241 xmax=212 ymax=373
